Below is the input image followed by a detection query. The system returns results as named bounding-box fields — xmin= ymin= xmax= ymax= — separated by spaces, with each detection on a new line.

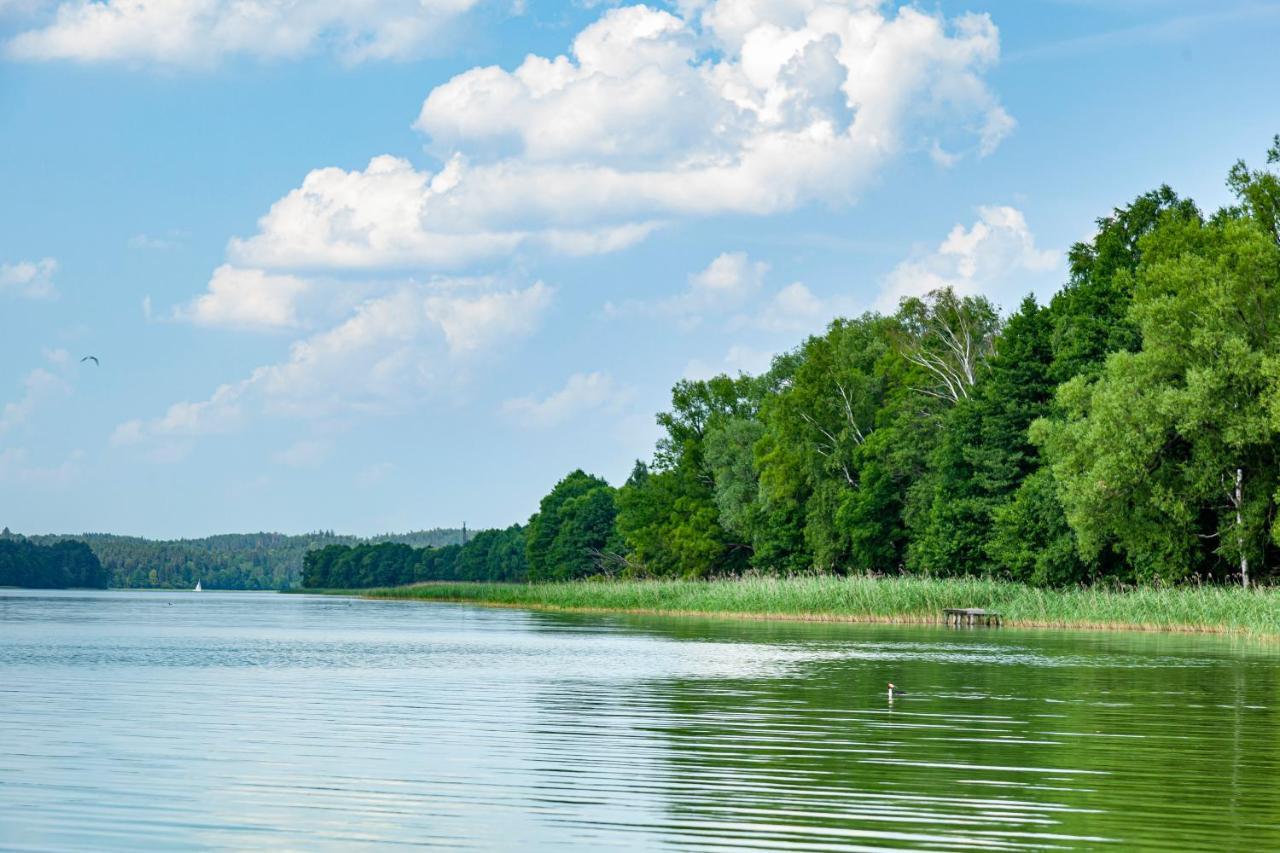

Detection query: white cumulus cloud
xmin=0 ymin=257 xmax=58 ymax=299
xmin=5 ymin=0 xmax=482 ymax=66
xmin=227 ymin=1 xmax=1013 ymax=272
xmin=875 ymin=204 xmax=1061 ymax=312
xmin=178 ymin=265 xmax=311 ymax=330
xmin=115 ymin=281 xmax=553 ymax=443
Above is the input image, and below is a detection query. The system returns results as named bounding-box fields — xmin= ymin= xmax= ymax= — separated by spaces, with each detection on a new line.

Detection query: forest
xmin=0 ymin=533 xmax=108 ymax=589
xmin=302 ymin=526 xmax=527 ymax=588
xmin=306 ymin=139 xmax=1280 ymax=591
xmin=17 ymin=528 xmax=467 ymax=589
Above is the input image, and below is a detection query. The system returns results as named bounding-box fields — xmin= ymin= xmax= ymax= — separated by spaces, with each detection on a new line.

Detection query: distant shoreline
xmin=303 ymin=576 xmax=1280 ymax=640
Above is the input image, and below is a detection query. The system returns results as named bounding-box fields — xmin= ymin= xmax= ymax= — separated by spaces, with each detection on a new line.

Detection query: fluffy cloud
xmin=227 ymin=1 xmax=1012 ymax=272
xmin=117 ymin=0 xmax=1017 ymax=447
xmin=503 ymin=371 xmax=633 ymax=427
xmin=671 ymin=206 xmax=1057 ymax=376
xmin=115 ymin=281 xmax=552 ymax=443
xmin=425 ymin=281 xmax=553 ymax=354
xmin=177 ymin=265 xmax=311 ymax=330
xmin=0 ymin=257 xmax=57 ymax=298
xmin=5 ymin=0 xmax=482 ymax=66
xmin=675 ymin=252 xmax=769 ymax=314
xmin=875 ymin=205 xmax=1061 ymax=312
xmin=749 ymin=280 xmax=842 ymax=334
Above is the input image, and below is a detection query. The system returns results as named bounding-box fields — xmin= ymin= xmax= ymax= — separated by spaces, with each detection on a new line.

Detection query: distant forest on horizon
xmin=1 ymin=528 xmax=470 ymax=590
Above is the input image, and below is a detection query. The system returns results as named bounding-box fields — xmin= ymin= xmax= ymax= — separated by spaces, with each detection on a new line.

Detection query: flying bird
xmin=80 ymin=356 xmax=99 ymax=366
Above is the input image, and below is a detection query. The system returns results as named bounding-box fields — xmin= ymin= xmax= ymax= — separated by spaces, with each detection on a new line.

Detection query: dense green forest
xmin=0 ymin=533 xmax=108 ymax=589
xmin=303 ymin=526 xmax=527 ymax=588
xmin=307 ymin=140 xmax=1280 ymax=591
xmin=17 ymin=528 xmax=468 ymax=589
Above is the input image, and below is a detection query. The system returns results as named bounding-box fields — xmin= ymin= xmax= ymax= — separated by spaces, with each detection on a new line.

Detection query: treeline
xmin=303 ymin=141 xmax=1280 ymax=591
xmin=19 ymin=528 xmax=468 ymax=589
xmin=301 ymin=473 xmax=625 ymax=588
xmin=506 ymin=141 xmax=1280 ymax=588
xmin=0 ymin=534 xmax=108 ymax=589
xmin=303 ymin=526 xmax=526 ymax=588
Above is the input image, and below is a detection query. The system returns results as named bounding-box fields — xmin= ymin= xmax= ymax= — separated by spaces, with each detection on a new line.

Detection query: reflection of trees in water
xmin=526 ymin=616 xmax=1280 ymax=850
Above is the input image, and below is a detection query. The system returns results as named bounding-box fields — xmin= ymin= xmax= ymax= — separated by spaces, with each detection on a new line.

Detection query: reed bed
xmin=326 ymin=575 xmax=1280 ymax=638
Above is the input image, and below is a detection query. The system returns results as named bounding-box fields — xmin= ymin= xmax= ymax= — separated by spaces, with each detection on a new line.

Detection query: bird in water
xmin=80 ymin=355 xmax=99 ymax=366
xmin=888 ymin=682 xmax=907 ymax=699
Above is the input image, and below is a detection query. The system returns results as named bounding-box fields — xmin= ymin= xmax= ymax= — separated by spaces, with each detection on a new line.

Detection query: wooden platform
xmin=944 ymin=608 xmax=1002 ymax=627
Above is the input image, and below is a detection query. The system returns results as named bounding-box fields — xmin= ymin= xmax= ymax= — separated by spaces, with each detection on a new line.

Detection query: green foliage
xmin=909 ymin=297 xmax=1057 ymax=575
xmin=1038 ymin=200 xmax=1280 ymax=584
xmin=617 ymin=374 xmax=764 ymax=577
xmin=892 ymin=289 xmax=1000 ymax=403
xmin=24 ymin=528 xmax=469 ymax=590
xmin=1048 ymin=185 xmax=1199 ymax=382
xmin=1225 ymin=134 xmax=1280 ymax=242
xmin=755 ymin=314 xmax=897 ymax=572
xmin=455 ymin=525 xmax=529 ymax=582
xmin=302 ymin=525 xmax=527 ymax=589
xmin=0 ymin=533 xmax=108 ymax=589
xmin=987 ymin=468 xmax=1085 ymax=585
xmin=616 ymin=461 xmax=744 ymax=577
xmin=526 ymin=470 xmax=620 ymax=581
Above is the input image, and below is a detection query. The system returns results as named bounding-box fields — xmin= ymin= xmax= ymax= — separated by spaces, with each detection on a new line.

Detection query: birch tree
xmin=894 ymin=288 xmax=1000 ymax=404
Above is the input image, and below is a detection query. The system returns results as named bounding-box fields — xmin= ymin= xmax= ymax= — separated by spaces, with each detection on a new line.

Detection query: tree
xmin=755 ymin=315 xmax=895 ymax=571
xmin=909 ymin=297 xmax=1056 ymax=576
xmin=0 ymin=537 xmax=108 ymax=589
xmin=893 ymin=288 xmax=1000 ymax=403
xmin=526 ymin=470 xmax=619 ymax=581
xmin=1039 ymin=204 xmax=1280 ymax=585
xmin=617 ymin=374 xmax=766 ymax=576
xmin=1225 ymin=134 xmax=1280 ymax=243
xmin=616 ymin=460 xmax=743 ymax=577
xmin=1048 ymin=186 xmax=1199 ymax=383
xmin=987 ymin=468 xmax=1086 ymax=585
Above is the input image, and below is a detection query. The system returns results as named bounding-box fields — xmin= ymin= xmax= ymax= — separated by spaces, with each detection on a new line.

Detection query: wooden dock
xmin=944 ymin=608 xmax=1002 ymax=627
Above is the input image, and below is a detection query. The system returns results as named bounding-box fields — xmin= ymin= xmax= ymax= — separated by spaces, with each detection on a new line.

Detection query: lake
xmin=1 ymin=590 xmax=1277 ymax=850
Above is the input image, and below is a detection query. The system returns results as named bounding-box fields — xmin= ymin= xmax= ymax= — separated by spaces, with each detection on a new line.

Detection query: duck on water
xmin=888 ymin=682 xmax=907 ymax=699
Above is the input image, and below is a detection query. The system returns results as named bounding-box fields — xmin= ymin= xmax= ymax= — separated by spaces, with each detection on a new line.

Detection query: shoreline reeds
xmin=302 ymin=575 xmax=1280 ymax=638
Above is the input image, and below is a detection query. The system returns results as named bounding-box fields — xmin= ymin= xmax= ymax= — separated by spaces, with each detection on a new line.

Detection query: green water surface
xmin=0 ymin=590 xmax=1276 ymax=850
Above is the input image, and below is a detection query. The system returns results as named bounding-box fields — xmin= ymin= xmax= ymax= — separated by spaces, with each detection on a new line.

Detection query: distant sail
xmin=194 ymin=581 xmax=202 ymax=592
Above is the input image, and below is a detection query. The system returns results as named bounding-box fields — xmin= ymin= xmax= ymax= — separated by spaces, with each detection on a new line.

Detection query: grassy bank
xmin=318 ymin=576 xmax=1280 ymax=638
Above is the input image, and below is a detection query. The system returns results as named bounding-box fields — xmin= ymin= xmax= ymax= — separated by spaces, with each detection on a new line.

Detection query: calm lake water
xmin=1 ymin=590 xmax=1277 ymax=851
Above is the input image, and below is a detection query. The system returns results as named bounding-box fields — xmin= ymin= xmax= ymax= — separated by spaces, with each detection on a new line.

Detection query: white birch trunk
xmin=1235 ymin=467 xmax=1249 ymax=589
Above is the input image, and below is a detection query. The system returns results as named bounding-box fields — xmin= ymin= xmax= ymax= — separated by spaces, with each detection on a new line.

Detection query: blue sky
xmin=1 ymin=0 xmax=1278 ymax=538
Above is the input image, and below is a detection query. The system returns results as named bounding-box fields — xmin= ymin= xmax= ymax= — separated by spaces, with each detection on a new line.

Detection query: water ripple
xmin=0 ymin=590 xmax=1277 ymax=851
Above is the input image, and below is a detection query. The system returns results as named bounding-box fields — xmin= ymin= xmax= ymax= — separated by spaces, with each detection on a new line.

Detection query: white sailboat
xmin=194 ymin=581 xmax=202 ymax=592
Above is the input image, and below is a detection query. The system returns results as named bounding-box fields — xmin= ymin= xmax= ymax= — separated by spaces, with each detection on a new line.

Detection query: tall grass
xmin=335 ymin=575 xmax=1280 ymax=637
